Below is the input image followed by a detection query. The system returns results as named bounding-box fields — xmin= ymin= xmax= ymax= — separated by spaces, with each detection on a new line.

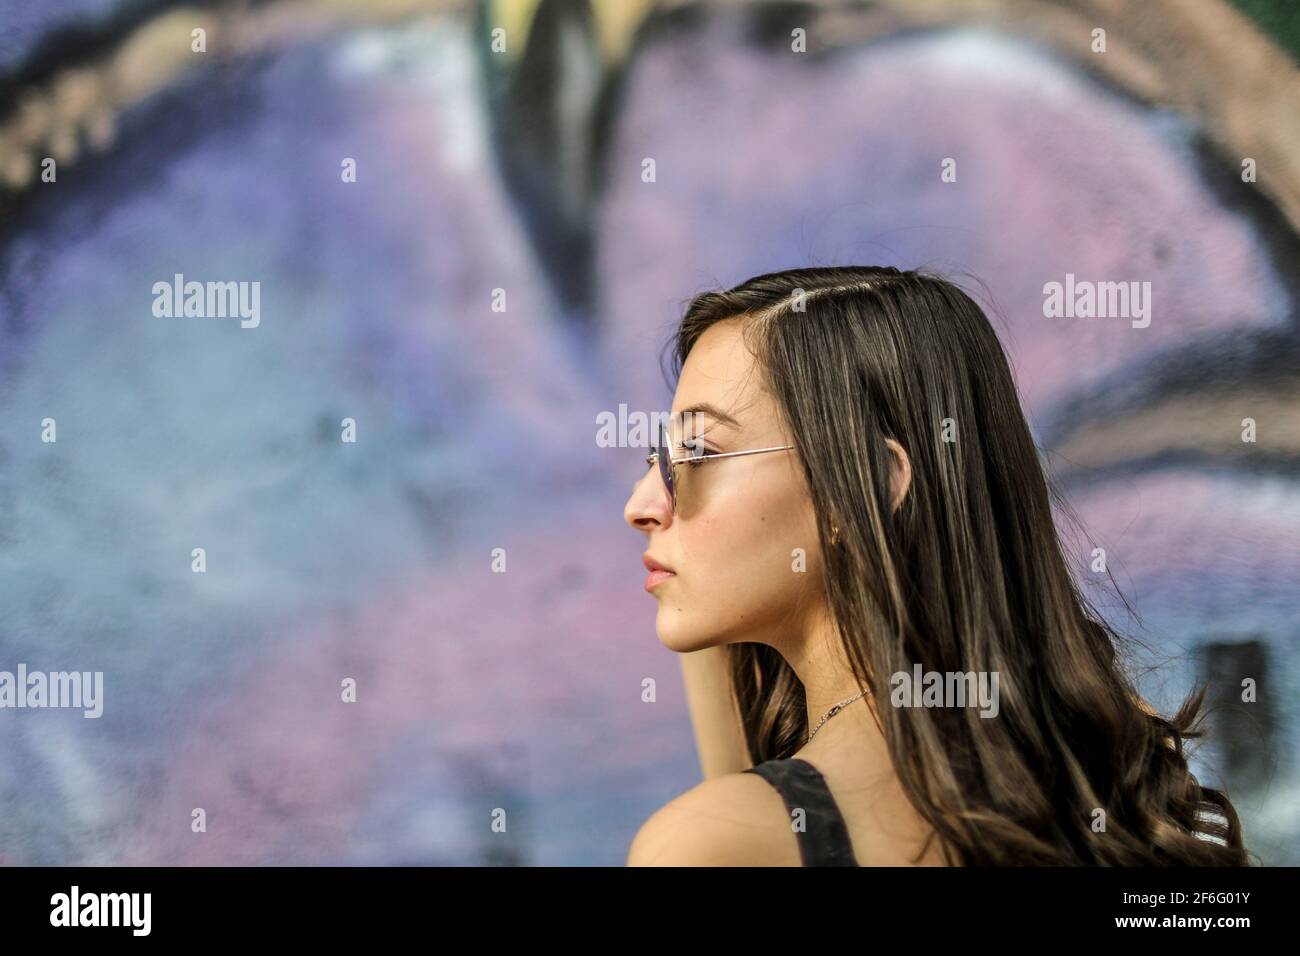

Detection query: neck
xmin=781 ymin=602 xmax=877 ymax=750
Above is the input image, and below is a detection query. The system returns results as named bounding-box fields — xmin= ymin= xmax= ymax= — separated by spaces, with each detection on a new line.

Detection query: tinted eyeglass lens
xmin=657 ymin=426 xmax=675 ymax=509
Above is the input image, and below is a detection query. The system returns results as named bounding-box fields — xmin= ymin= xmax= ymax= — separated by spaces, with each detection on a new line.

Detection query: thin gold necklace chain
xmin=806 ymin=689 xmax=870 ymax=743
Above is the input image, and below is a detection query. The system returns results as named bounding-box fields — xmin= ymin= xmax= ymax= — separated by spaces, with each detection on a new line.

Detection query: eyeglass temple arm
xmin=648 ymin=444 xmax=794 ymax=465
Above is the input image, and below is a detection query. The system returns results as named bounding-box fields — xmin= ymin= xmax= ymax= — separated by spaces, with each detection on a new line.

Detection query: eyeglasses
xmin=645 ymin=423 xmax=794 ymax=513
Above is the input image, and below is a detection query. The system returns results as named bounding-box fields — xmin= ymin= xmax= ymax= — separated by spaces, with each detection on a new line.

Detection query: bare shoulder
xmin=626 ymin=770 xmax=802 ymax=866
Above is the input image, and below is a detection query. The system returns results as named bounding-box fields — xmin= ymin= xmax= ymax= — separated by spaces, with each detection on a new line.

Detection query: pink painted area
xmin=1064 ymin=469 xmax=1300 ymax=625
xmin=597 ymin=29 xmax=1288 ymax=418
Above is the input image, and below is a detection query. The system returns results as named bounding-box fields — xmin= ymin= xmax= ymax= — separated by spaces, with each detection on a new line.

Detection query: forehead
xmin=671 ymin=318 xmax=769 ymax=430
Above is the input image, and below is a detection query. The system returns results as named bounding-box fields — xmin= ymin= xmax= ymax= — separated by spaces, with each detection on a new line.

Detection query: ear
xmin=883 ymin=438 xmax=912 ymax=513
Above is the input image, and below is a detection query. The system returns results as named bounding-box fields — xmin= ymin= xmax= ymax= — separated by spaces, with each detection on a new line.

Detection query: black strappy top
xmin=743 ymin=757 xmax=859 ymax=866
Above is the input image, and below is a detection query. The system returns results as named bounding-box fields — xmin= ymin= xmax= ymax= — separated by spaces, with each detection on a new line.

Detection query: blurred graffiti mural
xmin=0 ymin=0 xmax=1297 ymax=864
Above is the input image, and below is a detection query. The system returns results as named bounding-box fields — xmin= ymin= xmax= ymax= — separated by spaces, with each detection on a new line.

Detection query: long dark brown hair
xmin=666 ymin=265 xmax=1249 ymax=865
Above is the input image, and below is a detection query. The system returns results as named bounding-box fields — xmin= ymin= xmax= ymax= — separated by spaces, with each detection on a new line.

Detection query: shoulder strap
xmin=743 ymin=758 xmax=859 ymax=866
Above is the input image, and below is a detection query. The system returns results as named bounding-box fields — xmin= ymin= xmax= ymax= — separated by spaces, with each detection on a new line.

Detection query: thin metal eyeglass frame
xmin=644 ymin=423 xmax=794 ymax=513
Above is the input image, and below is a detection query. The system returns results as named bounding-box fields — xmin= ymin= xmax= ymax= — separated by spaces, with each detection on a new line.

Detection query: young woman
xmin=623 ymin=266 xmax=1248 ymax=866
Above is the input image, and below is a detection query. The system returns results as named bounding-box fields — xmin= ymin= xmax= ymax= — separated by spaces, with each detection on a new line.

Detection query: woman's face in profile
xmin=624 ymin=318 xmax=829 ymax=653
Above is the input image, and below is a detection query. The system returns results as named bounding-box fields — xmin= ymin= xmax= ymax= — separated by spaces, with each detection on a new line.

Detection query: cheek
xmin=678 ymin=477 xmax=821 ymax=616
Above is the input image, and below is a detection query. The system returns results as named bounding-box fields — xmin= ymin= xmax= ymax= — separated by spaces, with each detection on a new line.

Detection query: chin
xmin=654 ymin=622 xmax=698 ymax=654
xmin=654 ymin=608 xmax=727 ymax=654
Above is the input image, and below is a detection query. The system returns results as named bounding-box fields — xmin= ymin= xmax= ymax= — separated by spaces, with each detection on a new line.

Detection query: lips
xmin=642 ymin=554 xmax=673 ymax=574
xmin=643 ymin=553 xmax=675 ymax=592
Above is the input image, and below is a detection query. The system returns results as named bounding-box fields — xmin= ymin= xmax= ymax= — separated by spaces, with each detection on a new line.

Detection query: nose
xmin=625 ymin=462 xmax=672 ymax=533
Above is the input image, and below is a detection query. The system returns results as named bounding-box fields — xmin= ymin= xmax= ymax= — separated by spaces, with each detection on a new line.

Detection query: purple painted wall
xmin=0 ymin=1 xmax=1296 ymax=865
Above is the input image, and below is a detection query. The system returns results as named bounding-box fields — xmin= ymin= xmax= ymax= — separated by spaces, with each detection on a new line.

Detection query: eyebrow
xmin=673 ymin=402 xmax=741 ymax=430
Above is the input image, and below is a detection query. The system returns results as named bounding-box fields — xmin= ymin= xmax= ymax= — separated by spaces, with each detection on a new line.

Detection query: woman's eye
xmin=676 ymin=440 xmax=713 ymax=460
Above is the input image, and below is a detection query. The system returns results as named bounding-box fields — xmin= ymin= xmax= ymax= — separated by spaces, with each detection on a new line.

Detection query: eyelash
xmin=675 ymin=440 xmax=715 ymax=461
